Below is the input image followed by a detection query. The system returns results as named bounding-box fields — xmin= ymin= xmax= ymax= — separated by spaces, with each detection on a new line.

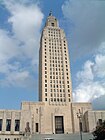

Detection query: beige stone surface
xmin=84 ymin=110 xmax=105 ymax=132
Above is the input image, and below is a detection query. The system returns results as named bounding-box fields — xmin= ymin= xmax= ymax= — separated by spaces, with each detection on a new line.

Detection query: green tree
xmin=93 ymin=120 xmax=105 ymax=140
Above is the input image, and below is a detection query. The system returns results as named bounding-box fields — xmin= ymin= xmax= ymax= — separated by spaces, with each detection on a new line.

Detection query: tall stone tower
xmin=21 ymin=13 xmax=92 ymax=134
xmin=39 ymin=12 xmax=72 ymax=105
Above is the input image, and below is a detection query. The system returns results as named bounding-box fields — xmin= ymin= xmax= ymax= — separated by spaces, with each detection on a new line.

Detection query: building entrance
xmin=55 ymin=116 xmax=64 ymax=134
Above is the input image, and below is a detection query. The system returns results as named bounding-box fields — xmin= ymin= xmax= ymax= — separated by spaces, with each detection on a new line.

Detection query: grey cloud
xmin=92 ymin=95 xmax=105 ymax=110
xmin=62 ymin=0 xmax=105 ymax=58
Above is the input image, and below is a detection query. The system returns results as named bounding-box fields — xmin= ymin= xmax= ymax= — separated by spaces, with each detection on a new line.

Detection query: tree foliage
xmin=93 ymin=121 xmax=105 ymax=140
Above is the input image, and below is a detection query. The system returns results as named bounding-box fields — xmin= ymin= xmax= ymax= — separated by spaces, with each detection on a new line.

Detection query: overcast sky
xmin=0 ymin=0 xmax=105 ymax=110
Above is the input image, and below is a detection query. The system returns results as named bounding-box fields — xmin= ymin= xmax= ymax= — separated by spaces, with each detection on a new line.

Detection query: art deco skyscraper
xmin=39 ymin=12 xmax=72 ymax=105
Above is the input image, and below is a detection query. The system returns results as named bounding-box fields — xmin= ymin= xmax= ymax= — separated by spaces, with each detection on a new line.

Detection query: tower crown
xmin=45 ymin=12 xmax=59 ymax=27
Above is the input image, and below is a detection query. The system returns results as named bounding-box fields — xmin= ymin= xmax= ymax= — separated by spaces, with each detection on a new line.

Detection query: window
xmin=98 ymin=119 xmax=102 ymax=125
xmin=54 ymin=98 xmax=56 ymax=101
xmin=68 ymin=94 xmax=70 ymax=97
xmin=68 ymin=89 xmax=70 ymax=92
xmin=45 ymin=98 xmax=47 ymax=101
xmin=15 ymin=120 xmax=20 ymax=131
xmin=51 ymin=23 xmax=54 ymax=26
xmin=36 ymin=109 xmax=38 ymax=114
xmin=36 ymin=123 xmax=38 ymax=132
xmin=6 ymin=119 xmax=11 ymax=131
xmin=0 ymin=119 xmax=2 ymax=131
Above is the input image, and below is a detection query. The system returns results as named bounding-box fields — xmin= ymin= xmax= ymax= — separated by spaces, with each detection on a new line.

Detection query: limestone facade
xmin=84 ymin=110 xmax=105 ymax=132
xmin=0 ymin=101 xmax=92 ymax=140
xmin=39 ymin=13 xmax=72 ymax=104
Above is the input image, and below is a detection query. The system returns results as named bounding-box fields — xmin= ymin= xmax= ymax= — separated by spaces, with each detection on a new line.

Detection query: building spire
xmin=49 ymin=10 xmax=52 ymax=16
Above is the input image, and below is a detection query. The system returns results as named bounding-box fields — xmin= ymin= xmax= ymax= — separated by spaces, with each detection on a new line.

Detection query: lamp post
xmin=77 ymin=110 xmax=83 ymax=140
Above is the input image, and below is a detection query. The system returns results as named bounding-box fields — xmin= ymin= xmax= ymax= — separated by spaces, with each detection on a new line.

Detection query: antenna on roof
xmin=49 ymin=10 xmax=52 ymax=16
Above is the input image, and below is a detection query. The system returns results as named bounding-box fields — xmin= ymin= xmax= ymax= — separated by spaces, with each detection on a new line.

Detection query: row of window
xmin=50 ymin=93 xmax=66 ymax=97
xmin=49 ymin=89 xmax=70 ymax=93
xmin=49 ymin=64 xmax=63 ymax=68
xmin=48 ymin=34 xmax=60 ymax=37
xmin=44 ymin=39 xmax=62 ymax=44
xmin=49 ymin=67 xmax=64 ymax=71
xmin=51 ymin=98 xmax=71 ymax=102
xmin=49 ymin=49 xmax=62 ymax=53
xmin=50 ymin=80 xmax=64 ymax=84
xmin=49 ymin=54 xmax=63 ymax=58
xmin=49 ymin=84 xmax=65 ymax=88
xmin=48 ymin=39 xmax=66 ymax=43
xmin=45 ymin=43 xmax=66 ymax=48
xmin=46 ymin=84 xmax=66 ymax=88
xmin=49 ymin=71 xmax=64 ymax=75
xmin=48 ymin=30 xmax=60 ymax=34
xmin=44 ymin=40 xmax=61 ymax=45
xmin=3 ymin=138 xmax=20 ymax=140
xmin=45 ymin=51 xmax=63 ymax=56
xmin=45 ymin=74 xmax=69 ymax=81
xmin=50 ymin=89 xmax=65 ymax=92
xmin=48 ymin=28 xmax=60 ymax=32
xmin=49 ymin=56 xmax=63 ymax=60
xmin=49 ymin=53 xmax=65 ymax=59
xmin=49 ymin=60 xmax=63 ymax=64
xmin=0 ymin=119 xmax=20 ymax=131
xmin=50 ymin=98 xmax=66 ymax=102
xmin=45 ymin=97 xmax=71 ymax=102
xmin=48 ymin=46 xmax=62 ymax=50
xmin=49 ymin=76 xmax=64 ymax=80
xmin=44 ymin=38 xmax=66 ymax=43
xmin=44 ymin=42 xmax=66 ymax=47
xmin=48 ymin=47 xmax=66 ymax=52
